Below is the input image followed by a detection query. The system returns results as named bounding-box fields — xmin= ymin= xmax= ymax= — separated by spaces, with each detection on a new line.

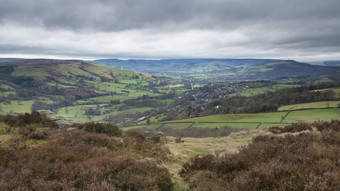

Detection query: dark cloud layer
xmin=0 ymin=0 xmax=339 ymax=61
xmin=1 ymin=0 xmax=339 ymax=31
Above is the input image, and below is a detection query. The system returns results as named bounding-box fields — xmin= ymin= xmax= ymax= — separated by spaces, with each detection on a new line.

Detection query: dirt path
xmin=164 ymin=130 xmax=271 ymax=191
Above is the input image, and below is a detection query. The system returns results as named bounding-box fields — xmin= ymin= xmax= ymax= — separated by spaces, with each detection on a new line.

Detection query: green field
xmin=282 ymin=108 xmax=340 ymax=123
xmin=161 ymin=123 xmax=194 ymax=130
xmin=57 ymin=104 xmax=155 ymax=123
xmin=278 ymin=101 xmax=340 ymax=111
xmin=192 ymin=122 xmax=259 ymax=129
xmin=127 ymin=108 xmax=340 ymax=130
xmin=12 ymin=67 xmax=50 ymax=79
xmin=0 ymin=100 xmax=34 ymax=115
xmin=229 ymin=84 xmax=299 ymax=97
xmin=0 ymin=92 xmax=16 ymax=97
xmin=0 ymin=83 xmax=16 ymax=97
xmin=172 ymin=112 xmax=287 ymax=123
xmin=0 ymin=98 xmax=54 ymax=115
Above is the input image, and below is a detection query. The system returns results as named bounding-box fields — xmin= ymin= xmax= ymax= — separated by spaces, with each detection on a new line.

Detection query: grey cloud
xmin=0 ymin=0 xmax=339 ymax=61
xmin=0 ymin=0 xmax=339 ymax=31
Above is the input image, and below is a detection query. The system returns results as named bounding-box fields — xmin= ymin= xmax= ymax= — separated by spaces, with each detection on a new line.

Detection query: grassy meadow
xmin=0 ymin=98 xmax=54 ymax=115
xmin=229 ymin=84 xmax=300 ymax=97
xmin=127 ymin=108 xmax=340 ymax=131
xmin=282 ymin=108 xmax=340 ymax=123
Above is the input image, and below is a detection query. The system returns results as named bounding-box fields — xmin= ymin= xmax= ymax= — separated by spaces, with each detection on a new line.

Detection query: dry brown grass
xmin=179 ymin=121 xmax=340 ymax=191
xmin=165 ymin=129 xmax=270 ymax=190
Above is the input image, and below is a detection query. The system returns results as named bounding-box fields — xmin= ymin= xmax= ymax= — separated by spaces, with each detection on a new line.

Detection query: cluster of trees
xmin=31 ymin=100 xmax=73 ymax=112
xmin=84 ymin=107 xmax=101 ymax=115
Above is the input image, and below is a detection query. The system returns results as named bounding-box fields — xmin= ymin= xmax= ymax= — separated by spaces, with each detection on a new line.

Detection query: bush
xmin=269 ymin=122 xmax=312 ymax=134
xmin=18 ymin=126 xmax=51 ymax=140
xmin=175 ymin=137 xmax=184 ymax=143
xmin=180 ymin=121 xmax=340 ymax=190
xmin=315 ymin=120 xmax=340 ymax=132
xmin=79 ymin=122 xmax=122 ymax=137
xmin=267 ymin=126 xmax=282 ymax=134
xmin=123 ymin=129 xmax=146 ymax=143
xmin=143 ymin=125 xmax=243 ymax=138
xmin=28 ymin=131 xmax=50 ymax=140
xmin=269 ymin=121 xmax=340 ymax=134
xmin=1 ymin=111 xmax=58 ymax=128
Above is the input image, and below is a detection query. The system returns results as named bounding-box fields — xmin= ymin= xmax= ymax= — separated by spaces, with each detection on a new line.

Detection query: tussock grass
xmin=165 ymin=130 xmax=269 ymax=190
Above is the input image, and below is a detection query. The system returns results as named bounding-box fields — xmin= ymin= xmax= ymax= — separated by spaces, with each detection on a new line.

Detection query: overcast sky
xmin=0 ymin=0 xmax=339 ymax=61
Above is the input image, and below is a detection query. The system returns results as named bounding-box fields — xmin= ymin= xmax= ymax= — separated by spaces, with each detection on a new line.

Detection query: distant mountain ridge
xmin=324 ymin=60 xmax=340 ymax=66
xmin=1 ymin=58 xmax=339 ymax=81
xmin=233 ymin=60 xmax=340 ymax=80
xmin=91 ymin=58 xmax=340 ymax=80
xmin=0 ymin=58 xmax=25 ymax=62
xmin=91 ymin=58 xmax=280 ymax=75
xmin=0 ymin=59 xmax=121 ymax=82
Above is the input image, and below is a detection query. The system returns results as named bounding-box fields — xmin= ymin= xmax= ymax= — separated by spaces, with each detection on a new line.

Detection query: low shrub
xmin=268 ymin=122 xmax=312 ymax=134
xmin=78 ymin=122 xmax=122 ymax=137
xmin=180 ymin=121 xmax=340 ymax=190
xmin=314 ymin=120 xmax=340 ymax=132
xmin=269 ymin=120 xmax=340 ymax=134
xmin=0 ymin=129 xmax=173 ymax=190
xmin=267 ymin=126 xmax=282 ymax=134
xmin=1 ymin=111 xmax=58 ymax=128
xmin=123 ymin=129 xmax=146 ymax=143
xmin=145 ymin=125 xmax=243 ymax=138
xmin=175 ymin=137 xmax=184 ymax=143
xmin=149 ymin=134 xmax=162 ymax=143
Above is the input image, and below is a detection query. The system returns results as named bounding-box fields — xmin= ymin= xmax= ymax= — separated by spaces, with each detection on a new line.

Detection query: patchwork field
xmin=0 ymin=60 xmax=189 ymax=126
xmin=283 ymin=108 xmax=340 ymax=123
xmin=57 ymin=104 xmax=155 ymax=122
xmin=178 ymin=112 xmax=287 ymax=123
xmin=229 ymin=84 xmax=300 ymax=97
xmin=126 ymin=108 xmax=340 ymax=131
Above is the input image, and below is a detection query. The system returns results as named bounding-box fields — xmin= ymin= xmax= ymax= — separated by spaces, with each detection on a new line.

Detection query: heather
xmin=0 ymin=114 xmax=173 ymax=191
xmin=180 ymin=121 xmax=340 ymax=191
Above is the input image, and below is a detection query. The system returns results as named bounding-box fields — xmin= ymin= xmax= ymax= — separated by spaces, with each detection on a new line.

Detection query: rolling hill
xmin=91 ymin=58 xmax=279 ymax=75
xmin=323 ymin=60 xmax=340 ymax=66
xmin=0 ymin=59 xmax=176 ymax=124
xmin=227 ymin=60 xmax=340 ymax=80
xmin=92 ymin=58 xmax=340 ymax=81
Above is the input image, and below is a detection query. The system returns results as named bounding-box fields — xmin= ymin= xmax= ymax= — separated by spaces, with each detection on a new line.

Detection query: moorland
xmin=0 ymin=58 xmax=340 ymax=190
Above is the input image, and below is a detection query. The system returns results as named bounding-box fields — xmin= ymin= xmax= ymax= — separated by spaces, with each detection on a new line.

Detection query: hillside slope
xmin=93 ymin=59 xmax=340 ymax=81
xmin=230 ymin=60 xmax=340 ymax=80
xmin=0 ymin=59 xmax=171 ymax=124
